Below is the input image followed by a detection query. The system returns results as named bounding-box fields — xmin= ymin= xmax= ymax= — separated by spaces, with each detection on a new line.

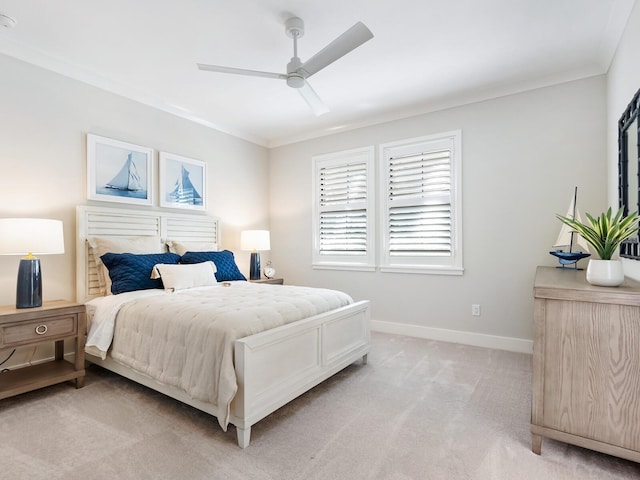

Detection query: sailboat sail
xmin=553 ymin=198 xmax=590 ymax=252
xmin=106 ymin=153 xmax=142 ymax=191
xmin=168 ymin=165 xmax=203 ymax=205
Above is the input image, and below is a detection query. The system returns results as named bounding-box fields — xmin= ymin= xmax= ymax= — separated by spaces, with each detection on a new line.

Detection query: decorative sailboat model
xmin=549 ymin=187 xmax=591 ymax=269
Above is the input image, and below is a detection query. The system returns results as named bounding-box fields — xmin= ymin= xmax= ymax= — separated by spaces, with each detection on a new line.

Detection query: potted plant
xmin=556 ymin=207 xmax=639 ymax=286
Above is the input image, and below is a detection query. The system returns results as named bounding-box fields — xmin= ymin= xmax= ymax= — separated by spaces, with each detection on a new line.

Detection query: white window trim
xmin=379 ymin=131 xmax=463 ymax=275
xmin=312 ymin=146 xmax=376 ymax=271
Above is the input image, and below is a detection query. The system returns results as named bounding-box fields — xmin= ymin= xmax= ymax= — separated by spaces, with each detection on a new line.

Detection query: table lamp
xmin=240 ymin=230 xmax=270 ymax=280
xmin=0 ymin=218 xmax=65 ymax=308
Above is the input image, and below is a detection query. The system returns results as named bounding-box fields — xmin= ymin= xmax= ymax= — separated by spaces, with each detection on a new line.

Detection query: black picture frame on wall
xmin=618 ymin=87 xmax=640 ymax=260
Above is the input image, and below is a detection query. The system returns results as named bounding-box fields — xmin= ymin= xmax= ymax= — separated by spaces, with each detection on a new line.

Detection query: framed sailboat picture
xmin=87 ymin=134 xmax=154 ymax=206
xmin=159 ymin=152 xmax=206 ymax=211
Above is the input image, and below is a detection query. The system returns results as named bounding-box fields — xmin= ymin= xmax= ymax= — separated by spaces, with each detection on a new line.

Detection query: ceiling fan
xmin=197 ymin=17 xmax=373 ymax=116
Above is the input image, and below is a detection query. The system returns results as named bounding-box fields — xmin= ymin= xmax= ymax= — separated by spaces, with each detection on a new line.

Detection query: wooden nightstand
xmin=249 ymin=278 xmax=284 ymax=285
xmin=0 ymin=300 xmax=86 ymax=400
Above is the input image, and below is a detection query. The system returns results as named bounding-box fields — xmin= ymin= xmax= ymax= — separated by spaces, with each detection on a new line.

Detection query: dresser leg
xmin=532 ymin=434 xmax=542 ymax=455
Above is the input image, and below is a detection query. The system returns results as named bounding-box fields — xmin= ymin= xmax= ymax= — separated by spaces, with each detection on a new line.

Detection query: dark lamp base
xmin=16 ymin=258 xmax=42 ymax=309
xmin=249 ymin=252 xmax=261 ymax=281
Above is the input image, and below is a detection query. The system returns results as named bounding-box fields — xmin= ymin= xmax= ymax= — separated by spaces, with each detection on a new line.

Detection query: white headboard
xmin=76 ymin=205 xmax=220 ymax=302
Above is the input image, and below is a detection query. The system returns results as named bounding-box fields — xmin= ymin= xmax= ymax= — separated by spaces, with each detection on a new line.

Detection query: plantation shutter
xmin=388 ymin=150 xmax=452 ymax=256
xmin=319 ymin=162 xmax=368 ymax=255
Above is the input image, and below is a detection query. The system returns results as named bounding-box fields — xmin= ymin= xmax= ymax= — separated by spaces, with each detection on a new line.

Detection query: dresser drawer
xmin=0 ymin=314 xmax=78 ymax=347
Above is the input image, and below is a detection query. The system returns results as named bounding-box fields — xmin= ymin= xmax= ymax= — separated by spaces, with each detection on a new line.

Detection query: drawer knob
xmin=35 ymin=324 xmax=48 ymax=335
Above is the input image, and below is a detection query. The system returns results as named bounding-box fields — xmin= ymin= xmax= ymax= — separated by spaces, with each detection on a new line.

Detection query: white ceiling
xmin=0 ymin=0 xmax=635 ymax=147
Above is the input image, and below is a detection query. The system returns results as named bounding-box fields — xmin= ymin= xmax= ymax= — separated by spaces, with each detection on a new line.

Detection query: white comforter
xmin=85 ymin=282 xmax=353 ymax=429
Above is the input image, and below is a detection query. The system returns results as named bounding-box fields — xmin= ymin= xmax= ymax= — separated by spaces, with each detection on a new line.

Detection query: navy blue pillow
xmin=101 ymin=252 xmax=181 ymax=294
xmin=180 ymin=250 xmax=246 ymax=282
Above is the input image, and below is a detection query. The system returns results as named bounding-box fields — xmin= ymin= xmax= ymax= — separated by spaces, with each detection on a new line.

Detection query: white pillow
xmin=166 ymin=240 xmax=218 ymax=255
xmin=151 ymin=261 xmax=218 ymax=292
xmin=87 ymin=236 xmax=166 ymax=295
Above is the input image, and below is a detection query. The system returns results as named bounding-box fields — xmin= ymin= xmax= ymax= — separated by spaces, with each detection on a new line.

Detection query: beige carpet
xmin=1 ymin=332 xmax=639 ymax=479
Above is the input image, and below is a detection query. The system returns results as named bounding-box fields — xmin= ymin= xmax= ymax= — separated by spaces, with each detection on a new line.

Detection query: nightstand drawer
xmin=1 ymin=314 xmax=77 ymax=347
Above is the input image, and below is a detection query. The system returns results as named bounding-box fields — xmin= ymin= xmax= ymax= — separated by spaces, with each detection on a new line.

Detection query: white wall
xmin=269 ymin=76 xmax=607 ymax=351
xmin=607 ymin=1 xmax=640 ymax=281
xmin=0 ymin=54 xmax=269 ymax=367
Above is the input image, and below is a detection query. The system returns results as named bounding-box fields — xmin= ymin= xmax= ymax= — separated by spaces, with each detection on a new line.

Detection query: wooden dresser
xmin=532 ymin=266 xmax=640 ymax=462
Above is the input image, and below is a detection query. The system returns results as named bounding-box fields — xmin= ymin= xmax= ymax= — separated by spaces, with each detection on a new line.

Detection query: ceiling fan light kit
xmin=197 ymin=16 xmax=373 ymax=115
xmin=286 ymin=74 xmax=305 ymax=89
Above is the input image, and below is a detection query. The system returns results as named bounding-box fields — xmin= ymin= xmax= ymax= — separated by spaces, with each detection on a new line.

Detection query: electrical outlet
xmin=472 ymin=304 xmax=481 ymax=316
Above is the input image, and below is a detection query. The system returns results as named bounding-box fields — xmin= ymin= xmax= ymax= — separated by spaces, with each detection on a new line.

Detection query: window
xmin=379 ymin=131 xmax=463 ymax=274
xmin=312 ymin=146 xmax=375 ymax=270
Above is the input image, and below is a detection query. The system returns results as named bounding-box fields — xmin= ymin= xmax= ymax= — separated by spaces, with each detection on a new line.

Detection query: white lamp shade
xmin=240 ymin=230 xmax=270 ymax=251
xmin=0 ymin=218 xmax=65 ymax=255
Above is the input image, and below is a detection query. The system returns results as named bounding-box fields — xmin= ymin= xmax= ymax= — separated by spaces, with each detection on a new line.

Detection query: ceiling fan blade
xmin=197 ymin=63 xmax=286 ymax=80
xmin=298 ymin=22 xmax=373 ymax=78
xmin=297 ymin=80 xmax=329 ymax=116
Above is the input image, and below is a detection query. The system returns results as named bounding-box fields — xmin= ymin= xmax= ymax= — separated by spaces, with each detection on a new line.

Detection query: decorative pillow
xmin=87 ymin=236 xmax=166 ymax=295
xmin=151 ymin=261 xmax=218 ymax=292
xmin=166 ymin=240 xmax=218 ymax=256
xmin=100 ymin=252 xmax=180 ymax=294
xmin=180 ymin=250 xmax=247 ymax=282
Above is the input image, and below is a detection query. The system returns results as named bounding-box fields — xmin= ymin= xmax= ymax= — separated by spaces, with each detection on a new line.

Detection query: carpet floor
xmin=1 ymin=332 xmax=639 ymax=479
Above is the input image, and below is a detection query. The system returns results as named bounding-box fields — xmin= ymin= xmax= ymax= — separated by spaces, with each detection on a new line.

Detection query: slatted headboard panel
xmin=76 ymin=205 xmax=220 ymax=302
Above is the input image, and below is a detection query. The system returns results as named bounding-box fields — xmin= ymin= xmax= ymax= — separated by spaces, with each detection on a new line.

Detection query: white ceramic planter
xmin=586 ymin=259 xmax=624 ymax=287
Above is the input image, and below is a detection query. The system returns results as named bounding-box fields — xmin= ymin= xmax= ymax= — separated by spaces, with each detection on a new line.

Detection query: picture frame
xmin=159 ymin=152 xmax=206 ymax=211
xmin=87 ymin=134 xmax=154 ymax=206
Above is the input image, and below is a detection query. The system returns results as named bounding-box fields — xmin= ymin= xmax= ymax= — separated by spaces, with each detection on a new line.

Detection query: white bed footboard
xmin=231 ymin=300 xmax=370 ymax=447
xmin=85 ymin=300 xmax=370 ymax=448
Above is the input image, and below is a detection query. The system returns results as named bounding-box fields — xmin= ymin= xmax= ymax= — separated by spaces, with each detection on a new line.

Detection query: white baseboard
xmin=371 ymin=319 xmax=533 ymax=354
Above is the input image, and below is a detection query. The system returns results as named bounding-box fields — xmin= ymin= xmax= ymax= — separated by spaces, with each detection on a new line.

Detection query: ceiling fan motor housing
xmin=286 ymin=56 xmax=305 ymax=88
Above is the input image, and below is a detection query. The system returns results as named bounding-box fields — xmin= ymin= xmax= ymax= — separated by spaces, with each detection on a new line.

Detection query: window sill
xmin=380 ymin=266 xmax=464 ymax=275
xmin=312 ymin=264 xmax=376 ymax=272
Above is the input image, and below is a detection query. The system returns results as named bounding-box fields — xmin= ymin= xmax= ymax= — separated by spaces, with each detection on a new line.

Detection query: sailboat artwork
xmin=105 ymin=153 xmax=142 ymax=191
xmin=89 ymin=134 xmax=152 ymax=206
xmin=549 ymin=187 xmax=591 ymax=269
xmin=167 ymin=165 xmax=203 ymax=206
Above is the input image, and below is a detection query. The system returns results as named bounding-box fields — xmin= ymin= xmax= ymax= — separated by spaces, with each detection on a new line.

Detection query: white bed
xmin=76 ymin=205 xmax=370 ymax=448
